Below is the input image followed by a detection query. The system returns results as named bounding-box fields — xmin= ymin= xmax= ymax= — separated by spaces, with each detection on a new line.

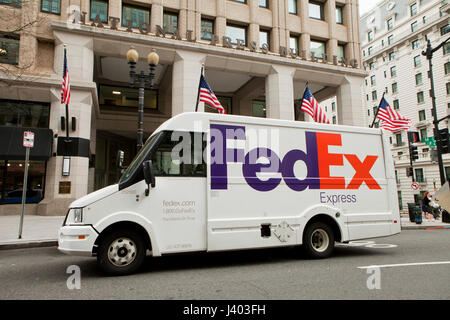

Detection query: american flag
xmin=376 ymin=97 xmax=411 ymax=131
xmin=61 ymin=47 xmax=71 ymax=105
xmin=199 ymin=75 xmax=226 ymax=114
xmin=301 ymin=86 xmax=330 ymax=124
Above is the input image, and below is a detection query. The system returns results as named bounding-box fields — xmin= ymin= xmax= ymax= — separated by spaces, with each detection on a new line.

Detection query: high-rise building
xmin=360 ymin=0 xmax=450 ymax=210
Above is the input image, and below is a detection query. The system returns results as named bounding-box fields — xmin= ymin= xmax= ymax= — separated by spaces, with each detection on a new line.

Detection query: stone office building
xmin=0 ymin=0 xmax=365 ymax=216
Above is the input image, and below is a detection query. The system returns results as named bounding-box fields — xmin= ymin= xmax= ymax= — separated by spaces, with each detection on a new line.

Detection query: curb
xmin=0 ymin=240 xmax=58 ymax=251
xmin=401 ymin=225 xmax=450 ymax=230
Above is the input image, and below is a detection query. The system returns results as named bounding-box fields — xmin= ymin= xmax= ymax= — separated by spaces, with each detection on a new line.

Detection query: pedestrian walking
xmin=422 ymin=192 xmax=435 ymax=222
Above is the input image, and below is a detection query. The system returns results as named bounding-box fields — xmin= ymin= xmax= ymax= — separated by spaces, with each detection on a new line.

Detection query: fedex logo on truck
xmin=210 ymin=124 xmax=381 ymax=192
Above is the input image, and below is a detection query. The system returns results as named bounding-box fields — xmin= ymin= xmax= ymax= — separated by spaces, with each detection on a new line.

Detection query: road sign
xmin=423 ymin=137 xmax=436 ymax=147
xmin=411 ymin=182 xmax=420 ymax=191
xmin=23 ymin=131 xmax=34 ymax=148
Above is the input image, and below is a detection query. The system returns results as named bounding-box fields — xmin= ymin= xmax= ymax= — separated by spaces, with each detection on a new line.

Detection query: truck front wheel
xmin=302 ymin=222 xmax=335 ymax=259
xmin=97 ymin=229 xmax=146 ymax=276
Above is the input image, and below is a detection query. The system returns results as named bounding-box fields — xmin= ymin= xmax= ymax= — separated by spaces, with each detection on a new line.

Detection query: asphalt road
xmin=0 ymin=229 xmax=449 ymax=300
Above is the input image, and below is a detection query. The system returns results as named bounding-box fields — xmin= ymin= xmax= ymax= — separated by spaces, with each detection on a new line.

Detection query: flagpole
xmin=195 ymin=65 xmax=204 ymax=112
xmin=370 ymin=92 xmax=385 ymax=128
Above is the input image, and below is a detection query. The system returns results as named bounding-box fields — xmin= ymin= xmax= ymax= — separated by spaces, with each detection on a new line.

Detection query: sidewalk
xmin=0 ymin=215 xmax=64 ymax=250
xmin=0 ymin=215 xmax=448 ymax=251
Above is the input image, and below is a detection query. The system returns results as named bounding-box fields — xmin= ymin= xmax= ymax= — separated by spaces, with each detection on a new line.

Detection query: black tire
xmin=302 ymin=222 xmax=335 ymax=259
xmin=97 ymin=228 xmax=147 ymax=276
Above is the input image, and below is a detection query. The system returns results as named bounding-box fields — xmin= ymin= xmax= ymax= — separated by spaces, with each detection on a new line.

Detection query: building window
xmin=99 ymin=84 xmax=157 ymax=111
xmin=444 ymin=42 xmax=450 ymax=55
xmin=415 ymin=168 xmax=425 ymax=183
xmin=417 ymin=91 xmax=425 ymax=104
xmin=252 ymin=100 xmax=266 ymax=118
xmin=259 ymin=29 xmax=270 ymax=50
xmin=201 ymin=18 xmax=214 ymax=41
xmin=290 ymin=36 xmax=299 ymax=54
xmin=412 ymin=39 xmax=420 ymax=49
xmin=0 ymin=35 xmax=19 ymax=65
xmin=445 ymin=62 xmax=450 ymax=75
xmin=0 ymin=160 xmax=46 ymax=205
xmin=367 ymin=30 xmax=373 ymax=42
xmin=423 ymin=16 xmax=426 ymax=24
xmin=389 ymin=51 xmax=395 ymax=61
xmin=90 ymin=0 xmax=108 ymax=23
xmin=41 ymin=0 xmax=60 ymax=14
xmin=371 ymin=90 xmax=377 ymax=101
xmin=332 ymin=116 xmax=336 ymax=124
xmin=392 ymin=82 xmax=398 ymax=93
xmin=226 ymin=24 xmax=247 ymax=45
xmin=231 ymin=0 xmax=246 ymax=3
xmin=0 ymin=0 xmax=22 ymax=7
xmin=390 ymin=66 xmax=396 ymax=77
xmin=370 ymin=75 xmax=376 ymax=86
xmin=398 ymin=191 xmax=403 ymax=210
xmin=445 ymin=166 xmax=450 ymax=180
xmin=122 ymin=5 xmax=150 ymax=28
xmin=0 ymin=99 xmax=50 ymax=128
xmin=440 ymin=24 xmax=449 ymax=36
xmin=384 ymin=70 xmax=387 ymax=78
xmin=388 ymin=35 xmax=394 ymax=45
xmin=207 ymin=96 xmax=232 ymax=114
xmin=393 ymin=99 xmax=400 ymax=110
xmin=369 ymin=62 xmax=375 ymax=70
xmin=447 ymin=82 xmax=450 ymax=95
xmin=332 ymin=102 xmax=336 ymax=112
xmin=387 ymin=18 xmax=394 ymax=31
xmin=410 ymin=3 xmax=417 ymax=16
xmin=310 ymin=40 xmax=326 ymax=59
xmin=258 ymin=0 xmax=268 ymax=8
xmin=288 ymin=0 xmax=297 ymax=14
xmin=163 ymin=11 xmax=178 ymax=34
xmin=411 ymin=21 xmax=418 ymax=32
xmin=336 ymin=6 xmax=343 ymax=24
xmin=337 ymin=45 xmax=345 ymax=60
xmin=418 ymin=109 xmax=426 ymax=121
xmin=420 ymin=128 xmax=427 ymax=141
xmin=396 ymin=133 xmax=403 ymax=146
xmin=414 ymin=55 xmax=421 ymax=67
xmin=368 ymin=46 xmax=373 ymax=56
xmin=415 ymin=73 xmax=423 ymax=85
xmin=309 ymin=1 xmax=324 ymax=20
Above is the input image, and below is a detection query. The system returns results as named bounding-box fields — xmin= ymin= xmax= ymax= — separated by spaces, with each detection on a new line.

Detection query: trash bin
xmin=442 ymin=209 xmax=450 ymax=223
xmin=414 ymin=206 xmax=422 ymax=224
xmin=407 ymin=203 xmax=419 ymax=222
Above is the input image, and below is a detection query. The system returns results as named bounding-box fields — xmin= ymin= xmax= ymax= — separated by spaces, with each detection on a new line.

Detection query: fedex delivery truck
xmin=58 ymin=112 xmax=401 ymax=275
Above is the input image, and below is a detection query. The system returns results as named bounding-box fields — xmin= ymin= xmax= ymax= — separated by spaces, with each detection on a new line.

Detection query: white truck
xmin=58 ymin=112 xmax=401 ymax=275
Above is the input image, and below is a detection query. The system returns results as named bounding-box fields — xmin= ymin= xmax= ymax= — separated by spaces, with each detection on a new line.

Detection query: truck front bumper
xmin=58 ymin=225 xmax=99 ymax=256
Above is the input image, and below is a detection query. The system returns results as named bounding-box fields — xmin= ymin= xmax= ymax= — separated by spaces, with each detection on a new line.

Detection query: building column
xmin=150 ymin=0 xmax=163 ymax=34
xmin=265 ymin=65 xmax=295 ymax=120
xmin=37 ymin=31 xmax=94 ymax=216
xmin=336 ymin=75 xmax=364 ymax=126
xmin=270 ymin=0 xmax=280 ymax=53
xmin=216 ymin=0 xmax=226 ymax=44
xmin=109 ymin=0 xmax=122 ymax=21
xmin=179 ymin=0 xmax=188 ymax=37
xmin=249 ymin=0 xmax=259 ymax=47
xmin=172 ymin=50 xmax=206 ymax=115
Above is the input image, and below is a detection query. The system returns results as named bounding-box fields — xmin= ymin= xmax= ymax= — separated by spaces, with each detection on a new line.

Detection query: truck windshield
xmin=119 ymin=132 xmax=163 ymax=184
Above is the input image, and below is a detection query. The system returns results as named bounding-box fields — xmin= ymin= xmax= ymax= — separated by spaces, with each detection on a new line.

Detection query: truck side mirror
xmin=116 ymin=150 xmax=126 ymax=169
xmin=142 ymin=160 xmax=156 ymax=196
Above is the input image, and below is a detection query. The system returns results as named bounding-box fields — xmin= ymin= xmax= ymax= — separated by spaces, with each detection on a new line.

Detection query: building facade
xmin=360 ymin=0 xmax=450 ymax=211
xmin=0 ymin=0 xmax=365 ymax=216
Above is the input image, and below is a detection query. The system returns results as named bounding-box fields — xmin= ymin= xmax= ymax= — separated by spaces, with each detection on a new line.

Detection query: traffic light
xmin=410 ymin=145 xmax=419 ymax=161
xmin=407 ymin=166 xmax=414 ymax=177
xmin=438 ymin=128 xmax=449 ymax=154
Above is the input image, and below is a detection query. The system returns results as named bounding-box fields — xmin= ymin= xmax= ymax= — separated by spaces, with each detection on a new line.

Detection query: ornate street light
xmin=126 ymin=47 xmax=159 ymax=150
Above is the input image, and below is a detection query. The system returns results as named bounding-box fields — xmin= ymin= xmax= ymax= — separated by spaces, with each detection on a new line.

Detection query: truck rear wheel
xmin=97 ymin=229 xmax=146 ymax=276
xmin=302 ymin=222 xmax=335 ymax=259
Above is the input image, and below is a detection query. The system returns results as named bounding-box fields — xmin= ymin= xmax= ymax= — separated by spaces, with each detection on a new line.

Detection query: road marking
xmin=358 ymin=261 xmax=450 ymax=269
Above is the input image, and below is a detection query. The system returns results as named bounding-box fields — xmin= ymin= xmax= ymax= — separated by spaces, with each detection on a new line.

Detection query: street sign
xmin=411 ymin=182 xmax=420 ymax=191
xmin=23 ymin=131 xmax=34 ymax=148
xmin=423 ymin=137 xmax=436 ymax=147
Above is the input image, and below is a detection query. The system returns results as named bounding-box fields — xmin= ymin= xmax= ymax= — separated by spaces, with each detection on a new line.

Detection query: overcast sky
xmin=359 ymin=0 xmax=379 ymax=16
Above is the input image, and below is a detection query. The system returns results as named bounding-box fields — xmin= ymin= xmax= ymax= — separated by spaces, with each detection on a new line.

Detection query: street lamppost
xmin=126 ymin=47 xmax=159 ymax=150
xmin=421 ymin=37 xmax=450 ymax=186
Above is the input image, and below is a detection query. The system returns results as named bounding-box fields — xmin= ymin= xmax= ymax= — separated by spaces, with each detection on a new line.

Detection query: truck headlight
xmin=65 ymin=208 xmax=83 ymax=225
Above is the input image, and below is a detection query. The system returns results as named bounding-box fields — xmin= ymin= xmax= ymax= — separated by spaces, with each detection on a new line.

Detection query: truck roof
xmin=153 ymin=112 xmax=382 ymax=136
